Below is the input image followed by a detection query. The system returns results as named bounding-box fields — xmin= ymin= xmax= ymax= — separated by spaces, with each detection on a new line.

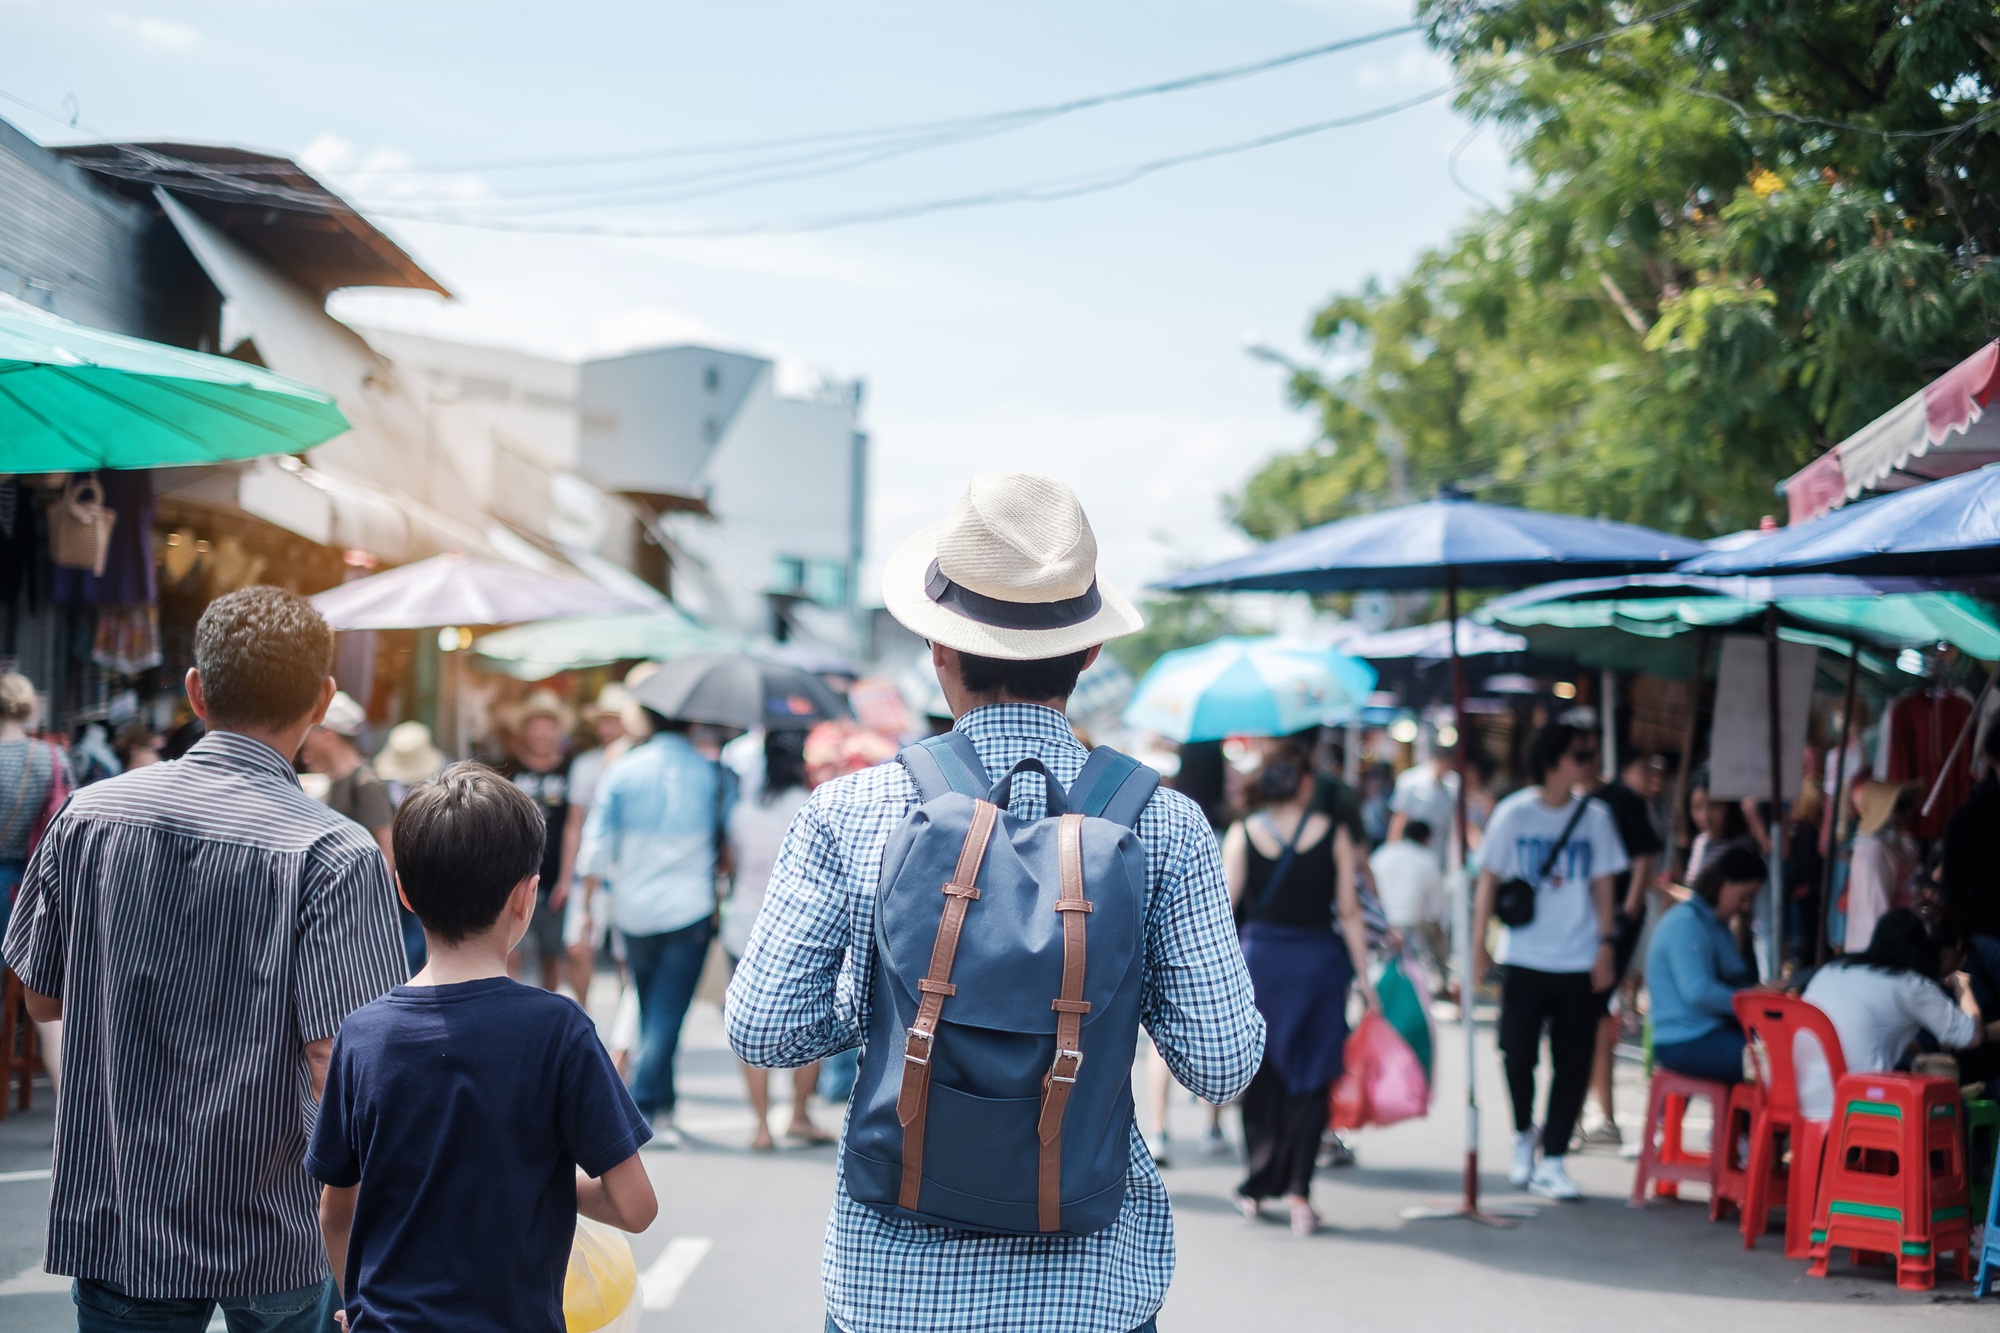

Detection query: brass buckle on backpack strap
xmin=1048 ymin=1048 xmax=1084 ymax=1084
xmin=904 ymin=1027 xmax=935 ymax=1066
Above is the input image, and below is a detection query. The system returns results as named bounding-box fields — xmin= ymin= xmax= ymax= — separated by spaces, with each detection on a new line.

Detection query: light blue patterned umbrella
xmin=1123 ymin=637 xmax=1376 ymax=742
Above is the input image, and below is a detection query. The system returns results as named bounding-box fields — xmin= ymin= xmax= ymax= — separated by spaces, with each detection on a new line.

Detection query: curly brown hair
xmin=193 ymin=586 xmax=334 ymax=730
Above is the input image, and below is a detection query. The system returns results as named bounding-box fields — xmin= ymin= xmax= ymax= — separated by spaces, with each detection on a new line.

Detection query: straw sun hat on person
xmin=374 ymin=721 xmax=446 ymax=785
xmin=881 ymin=472 xmax=1144 ymax=661
xmin=1854 ymin=779 xmax=1915 ymax=838
xmin=499 ymin=688 xmax=578 ymax=736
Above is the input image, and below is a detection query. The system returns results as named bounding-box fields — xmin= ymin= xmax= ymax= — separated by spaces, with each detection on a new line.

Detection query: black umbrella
xmin=631 ymin=652 xmax=850 ymax=732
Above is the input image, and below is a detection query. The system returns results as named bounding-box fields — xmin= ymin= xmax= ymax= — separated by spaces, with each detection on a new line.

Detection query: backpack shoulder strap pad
xmin=898 ymin=731 xmax=991 ymax=802
xmin=1068 ymin=747 xmax=1160 ymax=829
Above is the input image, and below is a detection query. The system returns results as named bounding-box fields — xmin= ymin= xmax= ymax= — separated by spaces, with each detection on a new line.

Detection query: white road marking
xmin=640 ymin=1236 xmax=713 ymax=1311
xmin=0 ymin=1266 xmax=68 ymax=1296
xmin=0 ymin=1168 xmax=51 ymax=1183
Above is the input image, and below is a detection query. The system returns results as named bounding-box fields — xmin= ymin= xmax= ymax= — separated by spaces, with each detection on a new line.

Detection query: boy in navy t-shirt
xmin=309 ymin=763 xmax=656 ymax=1332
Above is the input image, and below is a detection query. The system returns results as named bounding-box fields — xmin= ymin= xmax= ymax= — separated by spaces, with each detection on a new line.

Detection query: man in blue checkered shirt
xmin=726 ymin=473 xmax=1264 ymax=1333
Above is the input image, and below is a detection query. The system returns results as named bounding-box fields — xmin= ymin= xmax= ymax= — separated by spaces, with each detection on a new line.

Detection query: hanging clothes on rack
xmin=50 ymin=470 xmax=155 ymax=607
xmin=1877 ymin=687 xmax=1975 ymax=841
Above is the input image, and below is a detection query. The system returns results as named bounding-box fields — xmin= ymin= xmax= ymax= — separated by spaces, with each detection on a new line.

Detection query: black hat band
xmin=924 ymin=559 xmax=1102 ymax=631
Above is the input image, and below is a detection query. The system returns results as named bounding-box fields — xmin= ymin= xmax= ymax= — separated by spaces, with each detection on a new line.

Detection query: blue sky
xmin=0 ymin=0 xmax=1508 ymax=598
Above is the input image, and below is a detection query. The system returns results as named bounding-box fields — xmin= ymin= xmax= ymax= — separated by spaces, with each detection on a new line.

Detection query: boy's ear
xmin=510 ymin=874 xmax=540 ymax=917
xmin=394 ymin=872 xmax=414 ymax=915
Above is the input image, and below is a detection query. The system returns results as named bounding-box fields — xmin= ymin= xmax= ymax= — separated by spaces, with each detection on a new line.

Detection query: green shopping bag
xmin=1376 ymin=955 xmax=1432 ymax=1080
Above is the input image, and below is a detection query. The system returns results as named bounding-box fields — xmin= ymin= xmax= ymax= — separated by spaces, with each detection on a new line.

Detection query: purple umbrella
xmin=311 ymin=551 xmax=658 ymax=631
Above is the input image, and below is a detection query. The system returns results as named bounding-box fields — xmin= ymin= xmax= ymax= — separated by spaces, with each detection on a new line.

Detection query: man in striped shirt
xmin=3 ymin=586 xmax=406 ymax=1332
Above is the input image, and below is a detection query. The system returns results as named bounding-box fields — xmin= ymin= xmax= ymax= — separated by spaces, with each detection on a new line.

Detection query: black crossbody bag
xmin=1494 ymin=797 xmax=1592 ymax=929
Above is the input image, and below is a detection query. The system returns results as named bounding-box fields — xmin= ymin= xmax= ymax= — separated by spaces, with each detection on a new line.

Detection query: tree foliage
xmin=1236 ymin=0 xmax=2000 ymax=541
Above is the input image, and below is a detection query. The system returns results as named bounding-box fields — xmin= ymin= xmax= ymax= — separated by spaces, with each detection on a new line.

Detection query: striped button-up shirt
xmin=725 ymin=704 xmax=1264 ymax=1333
xmin=1 ymin=731 xmax=406 ymax=1299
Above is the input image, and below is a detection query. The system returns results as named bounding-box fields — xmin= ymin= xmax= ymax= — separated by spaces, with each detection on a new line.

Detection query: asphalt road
xmin=5 ymin=1000 xmax=1996 ymax=1331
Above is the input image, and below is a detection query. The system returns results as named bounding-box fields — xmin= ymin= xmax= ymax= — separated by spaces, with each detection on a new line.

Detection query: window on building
xmin=770 ymin=555 xmax=846 ymax=609
xmin=703 ymin=365 xmax=720 ymax=392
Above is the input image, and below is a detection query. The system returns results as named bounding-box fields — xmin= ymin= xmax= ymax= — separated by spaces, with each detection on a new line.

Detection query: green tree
xmin=1237 ymin=0 xmax=2000 ymax=541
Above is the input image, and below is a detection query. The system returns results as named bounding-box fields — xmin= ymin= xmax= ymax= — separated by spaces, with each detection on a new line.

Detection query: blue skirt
xmin=1240 ymin=921 xmax=1353 ymax=1096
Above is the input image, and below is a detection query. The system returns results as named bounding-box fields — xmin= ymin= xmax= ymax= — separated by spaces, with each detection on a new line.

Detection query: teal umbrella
xmin=0 ymin=295 xmax=349 ymax=470
xmin=471 ymin=609 xmax=741 ymax=680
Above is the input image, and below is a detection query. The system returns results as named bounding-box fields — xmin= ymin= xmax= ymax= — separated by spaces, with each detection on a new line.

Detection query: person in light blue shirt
xmin=579 ymin=713 xmax=737 ymax=1145
xmin=1646 ymin=844 xmax=1765 ymax=1082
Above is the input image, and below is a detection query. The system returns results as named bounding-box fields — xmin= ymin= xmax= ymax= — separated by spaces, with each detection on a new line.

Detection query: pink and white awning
xmin=1785 ymin=340 xmax=2000 ymax=523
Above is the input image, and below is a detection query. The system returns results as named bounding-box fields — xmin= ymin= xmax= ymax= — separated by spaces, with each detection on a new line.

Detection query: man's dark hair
xmin=1404 ymin=819 xmax=1432 ymax=847
xmin=393 ymin=762 xmax=546 ymax=943
xmin=1691 ymin=845 xmax=1766 ymax=907
xmin=641 ymin=707 xmax=692 ymax=736
xmin=1527 ymin=721 xmax=1588 ymax=785
xmin=956 ymin=649 xmax=1092 ymax=702
xmin=193 ymin=586 xmax=334 ymax=730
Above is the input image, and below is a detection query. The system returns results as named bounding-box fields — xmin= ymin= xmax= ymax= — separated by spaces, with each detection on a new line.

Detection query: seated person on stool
xmin=1647 ymin=846 xmax=1765 ymax=1082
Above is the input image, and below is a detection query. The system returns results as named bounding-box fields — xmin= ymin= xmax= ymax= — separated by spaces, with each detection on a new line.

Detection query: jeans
xmin=1655 ymin=1025 xmax=1747 ymax=1083
xmin=1497 ymin=965 xmax=1600 ymax=1156
xmin=74 ymin=1277 xmax=338 ymax=1333
xmin=624 ymin=916 xmax=714 ymax=1117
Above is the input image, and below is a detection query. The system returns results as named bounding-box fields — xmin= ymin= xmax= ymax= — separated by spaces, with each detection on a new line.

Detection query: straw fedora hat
xmin=499 ymin=688 xmax=578 ymax=736
xmin=1855 ymin=779 xmax=1914 ymax=838
xmin=881 ymin=472 xmax=1144 ymax=661
xmin=374 ymin=721 xmax=446 ymax=785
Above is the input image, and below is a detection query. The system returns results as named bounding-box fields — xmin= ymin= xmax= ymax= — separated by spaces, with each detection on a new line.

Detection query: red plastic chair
xmin=1710 ymin=1081 xmax=1766 ymax=1222
xmin=1734 ymin=992 xmax=1847 ymax=1258
xmin=1630 ymin=1068 xmax=1731 ymax=1208
xmin=1808 ymin=1071 xmax=1971 ymax=1290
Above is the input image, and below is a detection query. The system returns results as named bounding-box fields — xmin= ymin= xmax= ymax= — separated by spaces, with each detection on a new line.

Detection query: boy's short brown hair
xmin=393 ymin=762 xmax=546 ymax=942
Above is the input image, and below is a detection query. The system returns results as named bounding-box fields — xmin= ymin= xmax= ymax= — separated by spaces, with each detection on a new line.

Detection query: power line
xmin=364 ymin=87 xmax=1456 ymax=239
xmin=352 ymin=22 xmax=1426 ymax=176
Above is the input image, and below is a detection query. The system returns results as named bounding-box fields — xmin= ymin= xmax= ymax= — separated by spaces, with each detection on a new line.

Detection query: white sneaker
xmin=1528 ymin=1156 xmax=1584 ymax=1201
xmin=649 ymin=1116 xmax=684 ymax=1150
xmin=1146 ymin=1134 xmax=1172 ymax=1169
xmin=1509 ymin=1126 xmax=1540 ymax=1188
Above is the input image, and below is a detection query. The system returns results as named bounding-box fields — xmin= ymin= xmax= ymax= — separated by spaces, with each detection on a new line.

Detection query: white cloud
xmin=102 ymin=10 xmax=199 ymax=51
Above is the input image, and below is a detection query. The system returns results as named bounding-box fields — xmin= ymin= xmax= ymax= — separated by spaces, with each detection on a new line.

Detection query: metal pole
xmin=1448 ymin=572 xmax=1478 ymax=1215
xmin=1819 ymin=646 xmax=1859 ymax=967
xmin=1602 ymin=669 xmax=1619 ymax=782
xmin=1762 ymin=610 xmax=1785 ymax=979
xmin=1664 ymin=636 xmax=1709 ymax=882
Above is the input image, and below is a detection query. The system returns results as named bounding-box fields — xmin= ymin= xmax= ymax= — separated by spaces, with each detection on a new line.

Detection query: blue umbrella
xmin=1682 ymin=464 xmax=2000 ymax=578
xmin=1123 ymin=637 xmax=1376 ymax=742
xmin=1159 ymin=495 xmax=1705 ymax=594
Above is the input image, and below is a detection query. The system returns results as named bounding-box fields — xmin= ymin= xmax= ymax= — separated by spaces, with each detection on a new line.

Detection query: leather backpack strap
xmin=1037 ymin=812 xmax=1093 ymax=1232
xmin=896 ymin=798 xmax=1000 ymax=1211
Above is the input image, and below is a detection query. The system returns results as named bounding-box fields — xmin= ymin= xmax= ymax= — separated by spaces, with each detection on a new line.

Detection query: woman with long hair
xmin=1224 ymin=737 xmax=1377 ymax=1235
xmin=1797 ymin=908 xmax=1996 ymax=1119
xmin=723 ymin=729 xmax=830 ymax=1150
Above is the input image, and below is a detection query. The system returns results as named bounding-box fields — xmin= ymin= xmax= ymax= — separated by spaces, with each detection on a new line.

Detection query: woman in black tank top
xmin=1223 ymin=738 xmax=1379 ymax=1235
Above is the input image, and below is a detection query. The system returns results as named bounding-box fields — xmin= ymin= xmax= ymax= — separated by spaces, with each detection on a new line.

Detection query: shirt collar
xmin=183 ymin=730 xmax=302 ymax=787
xmin=953 ymin=703 xmax=1080 ymax=748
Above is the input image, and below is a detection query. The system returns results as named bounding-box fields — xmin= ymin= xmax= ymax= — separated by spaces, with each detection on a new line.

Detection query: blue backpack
xmin=843 ymin=732 xmax=1159 ymax=1236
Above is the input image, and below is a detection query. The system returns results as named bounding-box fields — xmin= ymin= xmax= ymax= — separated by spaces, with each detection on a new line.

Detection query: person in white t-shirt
xmin=1473 ymin=722 xmax=1628 ymax=1202
xmin=1796 ymin=909 xmax=1990 ymax=1120
xmin=1389 ymin=749 xmax=1460 ymax=849
xmin=1371 ymin=820 xmax=1447 ymax=979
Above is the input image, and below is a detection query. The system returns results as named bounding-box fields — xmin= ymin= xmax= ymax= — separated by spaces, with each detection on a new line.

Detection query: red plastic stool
xmin=1630 ymin=1068 xmax=1729 ymax=1207
xmin=1711 ymin=1081 xmax=1766 ymax=1222
xmin=1809 ymin=1072 xmax=1972 ymax=1291
xmin=1736 ymin=993 xmax=1845 ymax=1258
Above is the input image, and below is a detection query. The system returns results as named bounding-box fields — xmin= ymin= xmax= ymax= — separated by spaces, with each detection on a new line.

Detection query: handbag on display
xmin=49 ymin=474 xmax=115 ymax=577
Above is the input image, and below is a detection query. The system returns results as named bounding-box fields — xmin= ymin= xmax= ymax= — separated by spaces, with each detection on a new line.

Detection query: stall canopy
xmin=472 ymin=610 xmax=740 ymax=680
xmin=1340 ymin=618 xmax=1526 ymax=661
xmin=1683 ymin=464 xmax=2000 ymax=579
xmin=310 ymin=551 xmax=657 ymax=631
xmin=1784 ymin=341 xmax=2000 ymax=523
xmin=0 ymin=293 xmax=349 ymax=470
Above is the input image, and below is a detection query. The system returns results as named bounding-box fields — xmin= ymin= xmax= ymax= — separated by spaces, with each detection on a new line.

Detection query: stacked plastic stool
xmin=1809 ymin=1071 xmax=1971 ymax=1291
xmin=1630 ymin=1068 xmax=1730 ymax=1207
xmin=1975 ymin=1142 xmax=2000 ymax=1298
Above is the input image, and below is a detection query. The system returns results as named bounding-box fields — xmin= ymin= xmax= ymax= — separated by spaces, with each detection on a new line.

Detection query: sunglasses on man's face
xmin=1568 ymin=749 xmax=1599 ymax=766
